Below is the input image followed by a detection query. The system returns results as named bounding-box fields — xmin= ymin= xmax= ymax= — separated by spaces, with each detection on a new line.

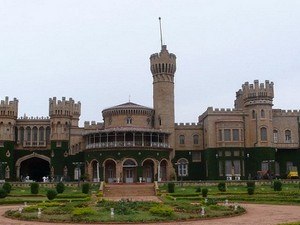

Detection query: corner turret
xmin=0 ymin=97 xmax=18 ymax=141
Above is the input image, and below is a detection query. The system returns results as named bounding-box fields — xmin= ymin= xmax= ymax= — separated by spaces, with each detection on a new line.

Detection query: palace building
xmin=0 ymin=45 xmax=299 ymax=182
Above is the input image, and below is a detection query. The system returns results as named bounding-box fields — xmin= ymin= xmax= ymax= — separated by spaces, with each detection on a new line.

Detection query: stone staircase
xmin=103 ymin=183 xmax=156 ymax=198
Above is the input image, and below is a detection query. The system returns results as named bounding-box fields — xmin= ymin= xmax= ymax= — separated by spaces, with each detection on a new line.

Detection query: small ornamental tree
xmin=47 ymin=189 xmax=58 ymax=200
xmin=202 ymin=188 xmax=208 ymax=197
xmin=168 ymin=183 xmax=175 ymax=193
xmin=0 ymin=188 xmax=7 ymax=198
xmin=218 ymin=182 xmax=226 ymax=192
xmin=56 ymin=182 xmax=65 ymax=194
xmin=247 ymin=187 xmax=255 ymax=195
xmin=273 ymin=180 xmax=282 ymax=191
xmin=2 ymin=182 xmax=12 ymax=194
xmin=82 ymin=183 xmax=90 ymax=194
xmin=30 ymin=182 xmax=39 ymax=194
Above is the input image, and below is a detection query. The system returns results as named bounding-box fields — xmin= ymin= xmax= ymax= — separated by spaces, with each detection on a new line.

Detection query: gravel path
xmin=1 ymin=203 xmax=300 ymax=225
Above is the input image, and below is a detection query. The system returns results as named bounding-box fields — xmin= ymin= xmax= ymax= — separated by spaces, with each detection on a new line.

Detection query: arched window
xmin=179 ymin=135 xmax=185 ymax=145
xmin=252 ymin=110 xmax=256 ymax=119
xmin=260 ymin=127 xmax=267 ymax=141
xmin=126 ymin=117 xmax=132 ymax=124
xmin=193 ymin=135 xmax=199 ymax=145
xmin=26 ymin=126 xmax=31 ymax=142
xmin=273 ymin=130 xmax=278 ymax=143
xmin=177 ymin=158 xmax=188 ymax=177
xmin=46 ymin=126 xmax=51 ymax=143
xmin=285 ymin=130 xmax=291 ymax=143
xmin=261 ymin=109 xmax=265 ymax=118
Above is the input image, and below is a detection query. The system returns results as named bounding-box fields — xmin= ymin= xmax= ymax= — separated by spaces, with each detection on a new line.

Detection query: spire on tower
xmin=159 ymin=17 xmax=163 ymax=49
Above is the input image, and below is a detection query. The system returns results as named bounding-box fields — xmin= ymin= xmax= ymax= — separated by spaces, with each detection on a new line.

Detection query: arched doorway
xmin=123 ymin=159 xmax=137 ymax=183
xmin=142 ymin=159 xmax=154 ymax=182
xmin=20 ymin=157 xmax=50 ymax=182
xmin=160 ymin=159 xmax=168 ymax=181
xmin=104 ymin=159 xmax=116 ymax=183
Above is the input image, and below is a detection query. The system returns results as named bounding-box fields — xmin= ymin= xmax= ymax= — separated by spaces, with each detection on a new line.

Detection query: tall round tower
xmin=150 ymin=45 xmax=176 ymax=148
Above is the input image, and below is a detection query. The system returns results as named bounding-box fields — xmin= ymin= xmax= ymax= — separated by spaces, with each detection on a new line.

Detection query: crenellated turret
xmin=151 ymin=45 xmax=176 ymax=151
xmin=49 ymin=97 xmax=81 ymax=141
xmin=235 ymin=80 xmax=274 ymax=147
xmin=0 ymin=97 xmax=18 ymax=141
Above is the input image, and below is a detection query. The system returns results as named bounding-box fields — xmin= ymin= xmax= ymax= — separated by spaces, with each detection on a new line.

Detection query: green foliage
xmin=30 ymin=182 xmax=39 ymax=194
xmin=81 ymin=183 xmax=90 ymax=194
xmin=56 ymin=182 xmax=65 ymax=194
xmin=72 ymin=207 xmax=96 ymax=216
xmin=247 ymin=181 xmax=256 ymax=188
xmin=273 ymin=180 xmax=282 ymax=191
xmin=218 ymin=182 xmax=226 ymax=192
xmin=202 ymin=188 xmax=208 ymax=197
xmin=2 ymin=182 xmax=12 ymax=194
xmin=167 ymin=183 xmax=175 ymax=193
xmin=205 ymin=198 xmax=217 ymax=206
xmin=46 ymin=189 xmax=58 ymax=200
xmin=195 ymin=186 xmax=201 ymax=192
xmin=149 ymin=205 xmax=174 ymax=217
xmin=0 ymin=188 xmax=7 ymax=198
xmin=247 ymin=187 xmax=255 ymax=195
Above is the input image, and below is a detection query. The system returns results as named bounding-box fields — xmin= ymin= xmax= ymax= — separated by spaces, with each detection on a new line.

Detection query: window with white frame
xmin=285 ymin=130 xmax=291 ymax=143
xmin=179 ymin=135 xmax=185 ymax=145
xmin=273 ymin=130 xmax=278 ymax=143
xmin=177 ymin=158 xmax=188 ymax=176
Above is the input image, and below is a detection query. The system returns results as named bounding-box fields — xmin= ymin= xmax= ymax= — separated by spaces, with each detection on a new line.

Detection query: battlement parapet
xmin=18 ymin=116 xmax=50 ymax=120
xmin=198 ymin=107 xmax=244 ymax=122
xmin=241 ymin=80 xmax=274 ymax=99
xmin=150 ymin=45 xmax=176 ymax=75
xmin=84 ymin=121 xmax=104 ymax=129
xmin=0 ymin=96 xmax=18 ymax=118
xmin=49 ymin=97 xmax=81 ymax=118
xmin=272 ymin=109 xmax=300 ymax=117
xmin=175 ymin=122 xmax=201 ymax=128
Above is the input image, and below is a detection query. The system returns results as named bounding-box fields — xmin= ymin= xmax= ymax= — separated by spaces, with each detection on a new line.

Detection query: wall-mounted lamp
xmin=215 ymin=154 xmax=219 ymax=158
xmin=246 ymin=153 xmax=250 ymax=158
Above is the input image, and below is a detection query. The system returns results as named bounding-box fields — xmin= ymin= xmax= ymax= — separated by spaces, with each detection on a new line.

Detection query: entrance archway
xmin=123 ymin=159 xmax=137 ymax=183
xmin=160 ymin=159 xmax=168 ymax=181
xmin=142 ymin=159 xmax=154 ymax=182
xmin=20 ymin=157 xmax=50 ymax=182
xmin=104 ymin=159 xmax=116 ymax=183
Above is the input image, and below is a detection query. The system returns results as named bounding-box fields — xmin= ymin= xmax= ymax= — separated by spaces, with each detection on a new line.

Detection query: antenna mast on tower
xmin=159 ymin=17 xmax=163 ymax=49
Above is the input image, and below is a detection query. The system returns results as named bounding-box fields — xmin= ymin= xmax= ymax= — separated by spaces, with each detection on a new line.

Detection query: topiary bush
xmin=195 ymin=186 xmax=201 ymax=193
xmin=0 ymin=188 xmax=7 ymax=198
xmin=247 ymin=187 xmax=255 ymax=195
xmin=81 ymin=183 xmax=90 ymax=194
xmin=218 ymin=182 xmax=226 ymax=192
xmin=167 ymin=182 xmax=175 ymax=193
xmin=273 ymin=180 xmax=282 ymax=191
xmin=202 ymin=188 xmax=208 ymax=197
xmin=2 ymin=182 xmax=12 ymax=194
xmin=56 ymin=182 xmax=65 ymax=194
xmin=47 ymin=189 xmax=58 ymax=200
xmin=30 ymin=182 xmax=39 ymax=194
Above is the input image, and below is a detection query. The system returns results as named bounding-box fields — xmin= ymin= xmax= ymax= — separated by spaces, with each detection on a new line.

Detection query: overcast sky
xmin=1 ymin=0 xmax=300 ymax=125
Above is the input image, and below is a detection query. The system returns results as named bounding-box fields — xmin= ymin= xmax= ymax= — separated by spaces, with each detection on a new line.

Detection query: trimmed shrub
xmin=30 ymin=182 xmax=39 ymax=194
xmin=273 ymin=180 xmax=282 ymax=191
xmin=218 ymin=182 xmax=226 ymax=192
xmin=247 ymin=187 xmax=255 ymax=195
xmin=81 ymin=183 xmax=90 ymax=194
xmin=2 ymin=182 xmax=12 ymax=194
xmin=56 ymin=182 xmax=65 ymax=194
xmin=72 ymin=207 xmax=96 ymax=217
xmin=202 ymin=188 xmax=208 ymax=197
xmin=47 ymin=189 xmax=58 ymax=200
xmin=247 ymin=181 xmax=255 ymax=188
xmin=149 ymin=205 xmax=174 ymax=217
xmin=195 ymin=186 xmax=201 ymax=193
xmin=0 ymin=188 xmax=7 ymax=198
xmin=167 ymin=182 xmax=175 ymax=193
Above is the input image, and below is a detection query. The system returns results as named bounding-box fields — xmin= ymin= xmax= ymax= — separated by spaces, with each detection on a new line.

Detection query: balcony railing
xmin=86 ymin=141 xmax=170 ymax=149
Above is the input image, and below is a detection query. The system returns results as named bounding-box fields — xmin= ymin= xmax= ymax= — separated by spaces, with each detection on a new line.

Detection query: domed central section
xmin=102 ymin=102 xmax=154 ymax=129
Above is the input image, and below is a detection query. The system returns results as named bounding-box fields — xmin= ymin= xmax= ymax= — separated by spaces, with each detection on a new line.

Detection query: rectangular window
xmin=224 ymin=129 xmax=231 ymax=141
xmin=219 ymin=161 xmax=223 ymax=176
xmin=232 ymin=129 xmax=239 ymax=141
xmin=286 ymin=161 xmax=293 ymax=172
xmin=192 ymin=151 xmax=201 ymax=162
xmin=225 ymin=150 xmax=231 ymax=157
xmin=261 ymin=162 xmax=269 ymax=171
xmin=218 ymin=129 xmax=222 ymax=141
xmin=233 ymin=150 xmax=240 ymax=156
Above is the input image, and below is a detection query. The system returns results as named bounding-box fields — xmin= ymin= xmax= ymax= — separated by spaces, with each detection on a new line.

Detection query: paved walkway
xmin=1 ymin=203 xmax=300 ymax=225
